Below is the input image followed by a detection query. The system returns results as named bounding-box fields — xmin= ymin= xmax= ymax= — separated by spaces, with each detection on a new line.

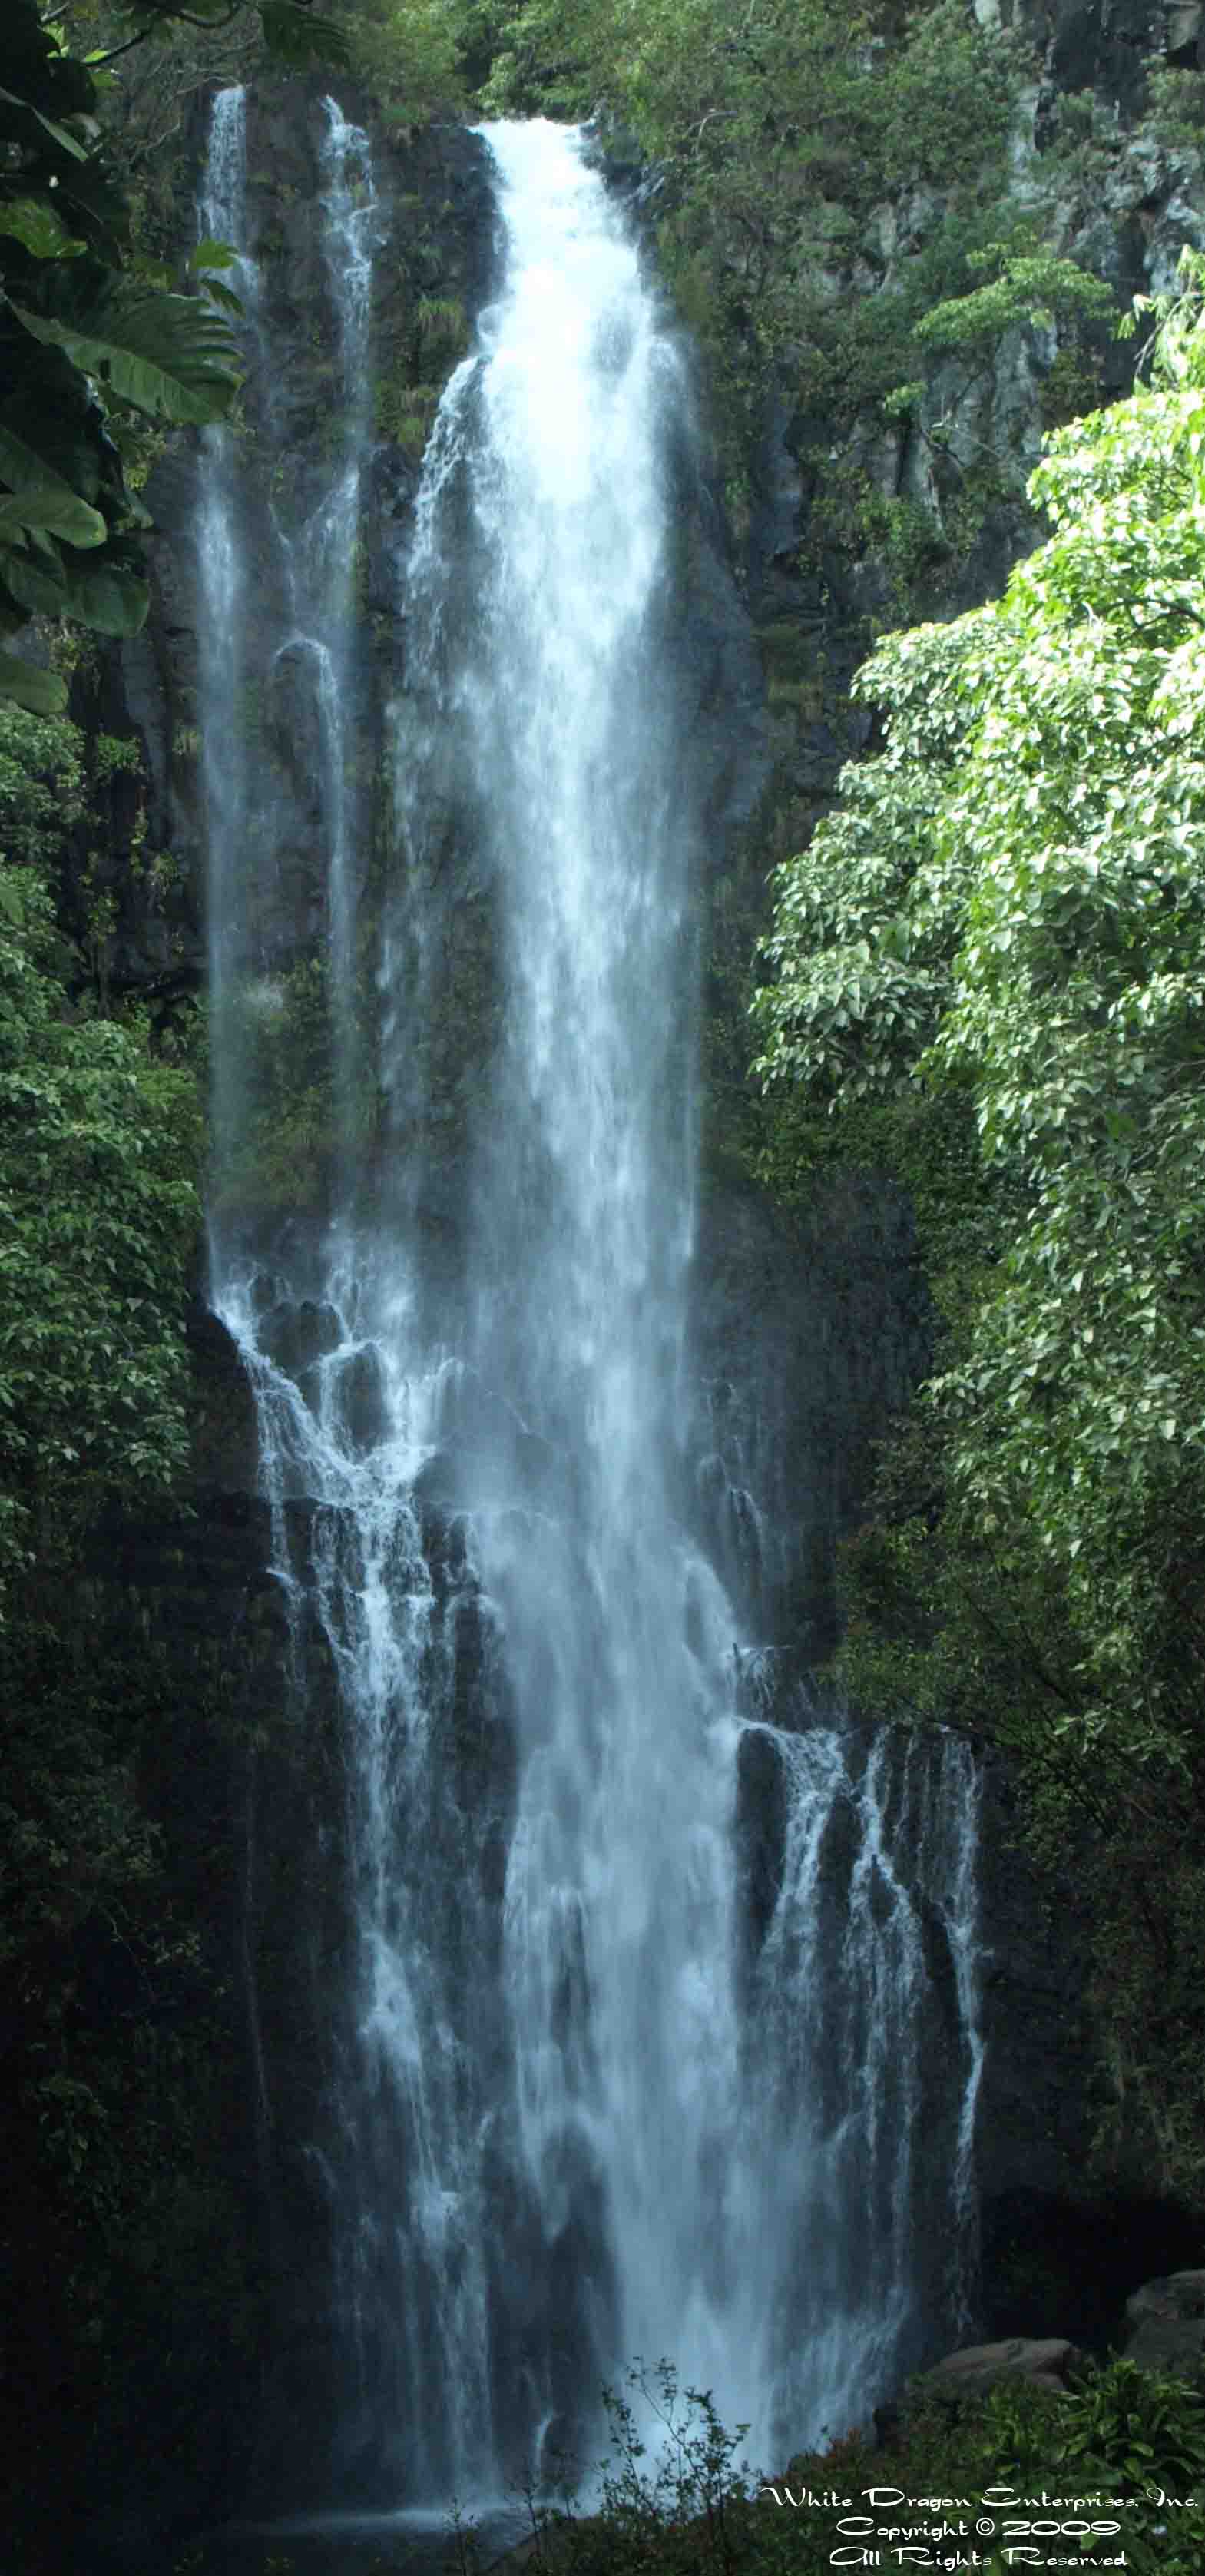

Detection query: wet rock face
xmin=969 ymin=1744 xmax=1205 ymax=2344
xmin=743 ymin=10 xmax=1205 ymax=840
xmin=1027 ymin=0 xmax=1170 ymax=110
xmin=972 ymin=1757 xmax=1099 ymax=2228
xmin=99 ymin=81 xmax=768 ymax=1023
xmin=690 ymin=1172 xmax=930 ymax=1656
xmin=95 ymin=88 xmax=496 ymax=1006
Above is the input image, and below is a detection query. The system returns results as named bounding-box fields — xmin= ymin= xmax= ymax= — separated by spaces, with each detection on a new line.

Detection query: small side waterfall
xmin=737 ymin=1709 xmax=984 ymax=2445
xmin=303 ymin=99 xmax=376 ymax=1152
xmin=198 ymin=100 xmax=984 ymax=2501
xmin=197 ymin=84 xmax=255 ymax=1189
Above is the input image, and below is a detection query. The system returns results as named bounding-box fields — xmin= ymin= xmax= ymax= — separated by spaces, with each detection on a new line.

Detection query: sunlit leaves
xmin=11 ymin=274 xmax=241 ymax=424
xmin=914 ymin=239 xmax=1114 ymax=356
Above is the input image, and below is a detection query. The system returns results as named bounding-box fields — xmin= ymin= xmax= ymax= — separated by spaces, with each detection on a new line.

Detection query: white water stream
xmin=198 ymin=104 xmax=983 ymax=2503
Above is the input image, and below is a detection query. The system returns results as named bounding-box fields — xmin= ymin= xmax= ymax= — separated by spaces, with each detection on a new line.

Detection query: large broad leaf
xmin=0 ymin=532 xmax=68 ymax=617
xmin=190 ymin=237 xmax=240 ymax=273
xmin=199 ymin=278 xmax=245 ymax=319
xmin=0 ymin=196 xmax=87 ymax=260
xmin=0 ymin=6 xmax=123 ymax=250
xmin=0 ymin=483 xmax=105 ymax=545
xmin=0 ymin=396 xmax=108 ymax=519
xmin=0 ymin=81 xmax=90 ymax=161
xmin=0 ymin=649 xmax=68 ymax=715
xmin=11 ymin=276 xmax=240 ymax=425
xmin=60 ymin=555 xmax=149 ymax=637
xmin=0 ymin=872 xmax=28 ymax=929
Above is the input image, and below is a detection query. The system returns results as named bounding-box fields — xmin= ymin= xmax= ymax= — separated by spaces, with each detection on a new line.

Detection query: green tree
xmin=753 ymin=254 xmax=1205 ymax=1781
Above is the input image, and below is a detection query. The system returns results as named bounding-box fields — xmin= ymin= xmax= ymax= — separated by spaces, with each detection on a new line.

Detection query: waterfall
xmin=737 ymin=1708 xmax=984 ymax=2446
xmin=199 ymin=101 xmax=984 ymax=2505
xmin=197 ymin=84 xmax=255 ymax=1190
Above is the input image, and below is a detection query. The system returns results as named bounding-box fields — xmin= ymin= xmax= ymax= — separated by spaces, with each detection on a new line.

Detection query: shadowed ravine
xmin=198 ymin=104 xmax=984 ymax=2511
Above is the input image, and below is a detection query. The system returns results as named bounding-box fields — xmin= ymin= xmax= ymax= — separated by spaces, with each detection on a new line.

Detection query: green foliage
xmin=83 ymin=0 xmax=350 ymax=69
xmin=912 ymin=234 xmax=1115 ymax=359
xmin=0 ymin=696 xmax=86 ymax=862
xmin=0 ymin=1583 xmax=273 ymax=2564
xmin=12 ymin=269 xmax=242 ymax=426
xmin=593 ymin=2362 xmax=750 ymax=2570
xmin=336 ymin=0 xmax=470 ymax=108
xmin=1058 ymin=2358 xmax=1205 ymax=2491
xmin=1140 ymin=58 xmax=1205 ymax=153
xmin=468 ymin=0 xmax=605 ymax=116
xmin=754 ymin=254 xmax=1205 ymax=1749
xmin=753 ymin=253 xmax=1205 ymax=2196
xmin=442 ymin=2359 xmax=1205 ymax=2575
xmin=375 ymin=293 xmax=469 ymax=449
xmin=0 ymin=0 xmax=246 ymax=708
xmin=482 ymin=2363 xmax=753 ymax=2576
xmin=0 ymin=712 xmax=200 ymax=1604
xmin=214 ymin=953 xmax=347 ymax=1217
xmin=1 ymin=0 xmax=360 ymax=710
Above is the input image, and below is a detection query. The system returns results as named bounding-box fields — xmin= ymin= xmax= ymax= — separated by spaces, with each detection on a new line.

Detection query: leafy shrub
xmin=1058 ymin=2357 xmax=1205 ymax=2491
xmin=441 ymin=2356 xmax=1205 ymax=2575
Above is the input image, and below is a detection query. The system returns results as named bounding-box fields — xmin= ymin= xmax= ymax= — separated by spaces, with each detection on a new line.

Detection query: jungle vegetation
xmin=753 ymin=259 xmax=1205 ymax=2206
xmin=3 ymin=0 xmax=1205 ymax=2564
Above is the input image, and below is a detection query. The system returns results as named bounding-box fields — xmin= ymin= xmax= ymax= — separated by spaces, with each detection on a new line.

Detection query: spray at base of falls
xmin=198 ymin=102 xmax=984 ymax=2501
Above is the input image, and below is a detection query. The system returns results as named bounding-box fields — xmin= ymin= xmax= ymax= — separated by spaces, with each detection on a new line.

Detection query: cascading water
xmin=197 ymin=84 xmax=255 ymax=1189
xmin=736 ymin=1700 xmax=984 ymax=2446
xmin=200 ymin=101 xmax=984 ymax=2505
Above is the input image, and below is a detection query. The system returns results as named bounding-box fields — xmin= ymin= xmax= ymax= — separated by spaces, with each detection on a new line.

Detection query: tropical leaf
xmin=59 ymin=555 xmax=149 ymax=636
xmin=0 ymin=484 xmax=105 ymax=545
xmin=0 ymin=650 xmax=68 ymax=714
xmin=0 ymin=535 xmax=68 ymax=617
xmin=0 ymin=397 xmax=108 ymax=517
xmin=0 ymin=197 xmax=86 ymax=260
xmin=10 ymin=277 xmax=240 ymax=424
xmin=0 ymin=81 xmax=90 ymax=161
xmin=189 ymin=237 xmax=239 ymax=271
xmin=198 ymin=278 xmax=245 ymax=318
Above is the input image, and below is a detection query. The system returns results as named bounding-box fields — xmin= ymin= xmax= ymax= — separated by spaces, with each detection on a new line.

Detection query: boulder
xmin=908 ymin=2336 xmax=1083 ymax=2412
xmin=1124 ymin=2270 xmax=1205 ymax=2382
xmin=875 ymin=2334 xmax=1082 ymax=2445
